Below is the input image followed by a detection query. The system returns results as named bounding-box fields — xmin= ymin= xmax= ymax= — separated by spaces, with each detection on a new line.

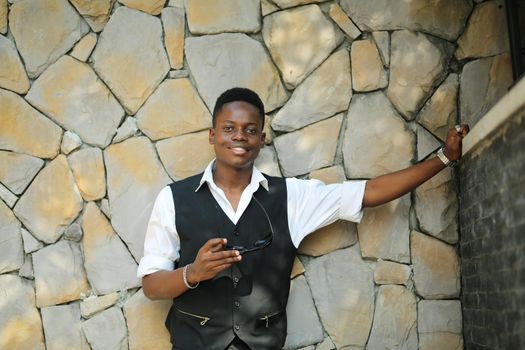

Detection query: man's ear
xmin=260 ymin=132 xmax=266 ymax=147
xmin=209 ymin=128 xmax=215 ymax=145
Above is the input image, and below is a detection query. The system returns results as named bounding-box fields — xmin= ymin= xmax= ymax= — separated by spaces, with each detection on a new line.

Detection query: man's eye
xmin=246 ymin=129 xmax=257 ymax=135
xmin=224 ymin=126 xmax=233 ymax=132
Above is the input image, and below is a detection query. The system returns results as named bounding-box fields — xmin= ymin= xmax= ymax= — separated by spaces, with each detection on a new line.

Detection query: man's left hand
xmin=444 ymin=124 xmax=470 ymax=161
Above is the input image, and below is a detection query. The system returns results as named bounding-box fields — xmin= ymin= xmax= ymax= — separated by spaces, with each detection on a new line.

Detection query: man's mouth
xmin=229 ymin=146 xmax=249 ymax=155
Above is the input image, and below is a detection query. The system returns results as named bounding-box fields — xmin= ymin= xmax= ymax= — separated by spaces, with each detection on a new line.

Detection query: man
xmin=138 ymin=87 xmax=469 ymax=350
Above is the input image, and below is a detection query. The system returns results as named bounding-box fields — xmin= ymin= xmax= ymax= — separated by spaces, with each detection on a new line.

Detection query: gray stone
xmin=411 ymin=230 xmax=460 ymax=299
xmin=415 ymin=167 xmax=458 ymax=244
xmin=82 ymin=202 xmax=140 ymax=294
xmin=351 ymin=39 xmax=387 ymax=92
xmin=70 ymin=32 xmax=98 ymax=62
xmin=456 ymin=0 xmax=509 ymax=60
xmin=69 ymin=0 xmax=113 ymax=32
xmin=261 ymin=0 xmax=279 ymax=16
xmin=81 ymin=292 xmax=119 ymax=318
xmin=357 ymin=194 xmax=411 ymax=263
xmin=340 ymin=0 xmax=472 ymax=41
xmin=19 ymin=253 xmax=34 ymax=279
xmin=309 ymin=165 xmax=346 ymax=184
xmin=0 ymin=89 xmax=62 ymax=159
xmin=374 ymin=260 xmax=411 ymax=285
xmin=42 ymin=303 xmax=86 ymax=350
xmin=0 ymin=35 xmax=30 ymax=93
xmin=0 ymin=0 xmax=5 ymax=33
xmin=111 ymin=117 xmax=137 ymax=143
xmin=68 ymin=147 xmax=106 ymax=201
xmin=21 ymin=228 xmax=44 ymax=253
xmin=105 ymin=137 xmax=171 ymax=261
xmin=123 ymin=289 xmax=172 ymax=350
xmin=272 ymin=0 xmax=330 ymax=9
xmin=100 ymin=198 xmax=111 ymax=218
xmin=372 ymin=31 xmax=390 ymax=67
xmin=419 ymin=74 xmax=459 ymax=142
xmin=26 ymin=56 xmax=125 ymax=148
xmin=65 ymin=222 xmax=83 ymax=242
xmin=263 ymin=5 xmax=344 ymax=88
xmin=156 ymin=130 xmax=215 ymax=181
xmin=14 ymin=155 xmax=83 ymax=243
xmin=186 ymin=33 xmax=287 ymax=113
xmin=168 ymin=0 xmax=184 ymax=7
xmin=168 ymin=69 xmax=189 ymax=79
xmin=416 ymin=124 xmax=442 ymax=161
xmin=162 ymin=7 xmax=185 ymax=69
xmin=118 ymin=0 xmax=165 ymax=15
xmin=343 ymin=92 xmax=415 ymax=178
xmin=283 ymin=276 xmax=324 ymax=349
xmin=367 ymin=285 xmax=418 ymax=350
xmin=136 ymin=78 xmax=211 ymax=140
xmin=186 ymin=0 xmax=260 ymax=34
xmin=0 ymin=275 xmax=45 ymax=350
xmin=0 ymin=199 xmax=23 ymax=273
xmin=254 ymin=146 xmax=282 ymax=177
xmin=272 ymin=49 xmax=351 ymax=131
xmin=420 ymin=333 xmax=463 ymax=350
xmin=274 ymin=114 xmax=343 ymax=177
xmin=0 ymin=151 xmax=44 ymax=195
xmin=0 ymin=183 xmax=17 ymax=208
xmin=91 ymin=7 xmax=170 ymax=114
xmin=82 ymin=307 xmax=128 ymax=350
xmin=328 ymin=3 xmax=361 ymax=40
xmin=316 ymin=337 xmax=336 ymax=350
xmin=298 ymin=220 xmax=357 ymax=257
xmin=305 ymin=246 xmax=374 ymax=349
xmin=290 ymin=256 xmax=305 ymax=279
xmin=32 ymin=240 xmax=91 ymax=307
xmin=61 ymin=131 xmax=83 ymax=155
xmin=460 ymin=53 xmax=513 ymax=127
xmin=388 ymin=30 xmax=453 ymax=120
xmin=9 ymin=0 xmax=89 ymax=78
xmin=418 ymin=300 xmax=463 ymax=350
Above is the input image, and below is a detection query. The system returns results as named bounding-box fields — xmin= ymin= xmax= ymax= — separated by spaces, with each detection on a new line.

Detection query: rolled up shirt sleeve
xmin=137 ymin=186 xmax=180 ymax=279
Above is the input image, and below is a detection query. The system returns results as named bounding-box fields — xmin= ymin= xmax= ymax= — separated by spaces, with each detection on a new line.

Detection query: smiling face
xmin=209 ymin=101 xmax=265 ymax=171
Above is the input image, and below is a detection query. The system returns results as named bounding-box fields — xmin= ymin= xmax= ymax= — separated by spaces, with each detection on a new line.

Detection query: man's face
xmin=209 ymin=101 xmax=265 ymax=171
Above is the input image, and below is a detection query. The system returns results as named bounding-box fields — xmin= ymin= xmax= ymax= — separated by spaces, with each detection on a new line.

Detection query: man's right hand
xmin=186 ymin=238 xmax=242 ymax=285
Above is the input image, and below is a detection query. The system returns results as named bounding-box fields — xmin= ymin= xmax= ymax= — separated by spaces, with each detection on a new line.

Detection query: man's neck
xmin=212 ymin=163 xmax=254 ymax=193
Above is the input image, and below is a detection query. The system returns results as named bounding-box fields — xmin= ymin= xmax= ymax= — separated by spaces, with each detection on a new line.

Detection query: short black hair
xmin=212 ymin=87 xmax=265 ymax=129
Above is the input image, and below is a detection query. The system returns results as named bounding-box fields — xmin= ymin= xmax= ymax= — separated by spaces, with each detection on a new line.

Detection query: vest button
xmin=234 ymin=230 xmax=239 ymax=236
xmin=233 ymin=277 xmax=239 ymax=283
xmin=234 ymin=301 xmax=240 ymax=308
xmin=234 ymin=324 xmax=240 ymax=331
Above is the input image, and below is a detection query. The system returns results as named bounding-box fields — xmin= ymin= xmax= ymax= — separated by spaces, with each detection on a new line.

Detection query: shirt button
xmin=234 ymin=301 xmax=240 ymax=308
xmin=234 ymin=324 xmax=240 ymax=331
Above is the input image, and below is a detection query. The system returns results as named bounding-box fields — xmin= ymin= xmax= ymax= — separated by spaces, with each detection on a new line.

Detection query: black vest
xmin=166 ymin=173 xmax=296 ymax=350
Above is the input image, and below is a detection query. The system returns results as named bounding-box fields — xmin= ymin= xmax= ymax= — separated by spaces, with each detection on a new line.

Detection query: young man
xmin=138 ymin=88 xmax=469 ymax=350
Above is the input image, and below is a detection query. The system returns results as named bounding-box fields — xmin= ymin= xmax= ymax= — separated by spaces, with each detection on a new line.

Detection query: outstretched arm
xmin=362 ymin=125 xmax=469 ymax=208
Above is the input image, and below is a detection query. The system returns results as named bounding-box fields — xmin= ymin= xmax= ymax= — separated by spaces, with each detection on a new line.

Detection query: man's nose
xmin=232 ymin=128 xmax=247 ymax=140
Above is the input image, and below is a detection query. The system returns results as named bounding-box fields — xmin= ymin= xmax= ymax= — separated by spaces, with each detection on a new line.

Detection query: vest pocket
xmin=176 ymin=308 xmax=210 ymax=326
xmin=259 ymin=309 xmax=284 ymax=328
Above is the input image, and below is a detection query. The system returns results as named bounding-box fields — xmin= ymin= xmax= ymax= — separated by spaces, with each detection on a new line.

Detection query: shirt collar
xmin=195 ymin=160 xmax=269 ymax=192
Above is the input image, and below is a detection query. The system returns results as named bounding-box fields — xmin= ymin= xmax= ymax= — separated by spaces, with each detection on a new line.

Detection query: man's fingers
xmin=208 ymin=249 xmax=241 ymax=262
xmin=203 ymin=238 xmax=227 ymax=252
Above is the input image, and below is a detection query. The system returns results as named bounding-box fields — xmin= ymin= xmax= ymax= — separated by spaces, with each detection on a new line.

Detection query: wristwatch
xmin=436 ymin=147 xmax=455 ymax=167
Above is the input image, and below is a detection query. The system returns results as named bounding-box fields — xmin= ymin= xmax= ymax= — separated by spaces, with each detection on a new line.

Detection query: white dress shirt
xmin=137 ymin=161 xmax=367 ymax=278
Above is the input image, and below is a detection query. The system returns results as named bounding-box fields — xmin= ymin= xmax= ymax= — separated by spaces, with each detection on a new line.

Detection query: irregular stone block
xmin=263 ymin=5 xmax=344 ymax=88
xmin=168 ymin=69 xmax=189 ymax=79
xmin=343 ymin=92 xmax=414 ymax=178
xmin=460 ymin=53 xmax=513 ymax=127
xmin=420 ymin=333 xmax=463 ymax=350
xmin=415 ymin=167 xmax=458 ymax=243
xmin=123 ymin=289 xmax=172 ymax=350
xmin=328 ymin=3 xmax=361 ymax=40
xmin=357 ymin=194 xmax=411 ymax=263
xmin=99 ymin=198 xmax=111 ymax=218
xmin=70 ymin=32 xmax=98 ymax=62
xmin=298 ymin=221 xmax=357 ymax=257
xmin=0 ymin=151 xmax=44 ymax=195
xmin=0 ymin=35 xmax=30 ymax=93
xmin=185 ymin=33 xmax=287 ymax=112
xmin=162 ymin=7 xmax=185 ymax=69
xmin=118 ymin=0 xmax=165 ymax=15
xmin=418 ymin=300 xmax=463 ymax=350
xmin=411 ymin=230 xmax=460 ymax=299
xmin=42 ymin=303 xmax=86 ymax=350
xmin=272 ymin=0 xmax=330 ymax=9
xmin=418 ymin=74 xmax=459 ymax=141
xmin=340 ymin=0 xmax=472 ymax=41
xmin=21 ymin=228 xmax=44 ymax=253
xmin=0 ymin=183 xmax=17 ymax=208
xmin=82 ymin=307 xmax=128 ymax=350
xmin=309 ymin=165 xmax=346 ymax=184
xmin=69 ymin=0 xmax=113 ymax=32
xmin=254 ymin=145 xmax=282 ymax=177
xmin=26 ymin=56 xmax=125 ymax=148
xmin=105 ymin=137 xmax=171 ymax=261
xmin=456 ymin=0 xmax=509 ymax=59
xmin=283 ymin=275 xmax=324 ymax=349
xmin=82 ymin=202 xmax=140 ymax=294
xmin=0 ymin=0 xmax=6 ymax=33
xmin=274 ymin=114 xmax=343 ymax=177
xmin=65 ymin=222 xmax=83 ymax=242
xmin=261 ymin=0 xmax=279 ymax=16
xmin=92 ymin=7 xmax=170 ymax=114
xmin=316 ymin=337 xmax=336 ymax=350
xmin=0 ymin=199 xmax=23 ymax=273
xmin=9 ymin=0 xmax=89 ymax=78
xmin=137 ymin=78 xmax=211 ymax=140
xmin=19 ymin=253 xmax=34 ymax=279
xmin=351 ymin=39 xmax=387 ymax=92
xmin=367 ymin=285 xmax=418 ymax=350
xmin=0 ymin=89 xmax=62 ymax=159
xmin=263 ymin=115 xmax=274 ymax=145
xmin=272 ymin=50 xmax=351 ymax=131
xmin=290 ymin=256 xmax=305 ymax=278
xmin=0 ymin=275 xmax=45 ymax=350
xmin=372 ymin=31 xmax=390 ymax=67
xmin=305 ymin=246 xmax=374 ymax=349
xmin=68 ymin=148 xmax=106 ymax=201
xmin=14 ymin=155 xmax=83 ymax=243
xmin=113 ymin=117 xmax=138 ymax=143
xmin=32 ymin=240 xmax=90 ymax=307
xmin=388 ymin=30 xmax=453 ymax=120
xmin=157 ymin=130 xmax=215 ymax=181
xmin=374 ymin=260 xmax=411 ymax=285
xmin=186 ymin=0 xmax=260 ymax=34
xmin=81 ymin=292 xmax=119 ymax=318
xmin=416 ymin=124 xmax=441 ymax=161
xmin=61 ymin=131 xmax=83 ymax=155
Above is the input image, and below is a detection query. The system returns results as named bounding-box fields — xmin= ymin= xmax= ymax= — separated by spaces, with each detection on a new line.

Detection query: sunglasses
xmin=225 ymin=195 xmax=274 ymax=255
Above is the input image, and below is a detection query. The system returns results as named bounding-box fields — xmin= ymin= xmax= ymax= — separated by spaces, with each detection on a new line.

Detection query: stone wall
xmin=0 ymin=0 xmax=512 ymax=349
